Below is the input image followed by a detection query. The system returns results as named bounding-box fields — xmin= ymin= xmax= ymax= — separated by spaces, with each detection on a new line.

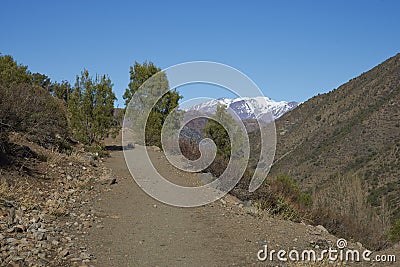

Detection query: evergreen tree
xmin=203 ymin=104 xmax=245 ymax=159
xmin=31 ymin=72 xmax=51 ymax=91
xmin=123 ymin=61 xmax=161 ymax=106
xmin=0 ymin=54 xmax=31 ymax=87
xmin=68 ymin=69 xmax=118 ymax=145
xmin=50 ymin=80 xmax=73 ymax=105
xmin=123 ymin=61 xmax=182 ymax=147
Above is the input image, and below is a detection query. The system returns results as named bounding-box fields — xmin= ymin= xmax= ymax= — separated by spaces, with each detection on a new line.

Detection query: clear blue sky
xmin=1 ymin=0 xmax=399 ymax=107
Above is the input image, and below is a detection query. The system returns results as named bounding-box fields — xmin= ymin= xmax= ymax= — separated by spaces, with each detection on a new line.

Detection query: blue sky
xmin=1 ymin=0 xmax=399 ymax=107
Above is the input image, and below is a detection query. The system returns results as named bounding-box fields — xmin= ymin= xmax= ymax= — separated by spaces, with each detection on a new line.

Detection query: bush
xmin=272 ymin=174 xmax=313 ymax=210
xmin=0 ymin=83 xmax=69 ymax=150
xmin=252 ymin=174 xmax=312 ymax=222
xmin=312 ymin=175 xmax=392 ymax=250
xmin=388 ymin=220 xmax=400 ymax=242
xmin=179 ymin=137 xmax=229 ymax=177
xmin=84 ymin=144 xmax=109 ymax=158
xmin=0 ymin=128 xmax=9 ymax=164
xmin=0 ymin=54 xmax=31 ymax=87
xmin=179 ymin=138 xmax=200 ymax=160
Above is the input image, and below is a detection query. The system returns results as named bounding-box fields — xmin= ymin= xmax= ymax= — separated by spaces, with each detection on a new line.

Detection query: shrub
xmin=179 ymin=137 xmax=229 ymax=177
xmin=312 ymin=175 xmax=392 ymax=250
xmin=253 ymin=174 xmax=312 ymax=222
xmin=0 ymin=127 xmax=9 ymax=164
xmin=272 ymin=174 xmax=313 ymax=211
xmin=0 ymin=83 xmax=69 ymax=150
xmin=388 ymin=220 xmax=400 ymax=242
xmin=179 ymin=138 xmax=200 ymax=160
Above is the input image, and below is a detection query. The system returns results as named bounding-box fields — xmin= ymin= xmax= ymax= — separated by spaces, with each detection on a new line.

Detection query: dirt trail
xmin=85 ymin=144 xmax=262 ymax=266
xmin=84 ymin=138 xmax=397 ymax=266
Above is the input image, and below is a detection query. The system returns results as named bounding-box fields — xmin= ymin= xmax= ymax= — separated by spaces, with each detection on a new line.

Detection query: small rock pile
xmin=0 ymin=148 xmax=116 ymax=267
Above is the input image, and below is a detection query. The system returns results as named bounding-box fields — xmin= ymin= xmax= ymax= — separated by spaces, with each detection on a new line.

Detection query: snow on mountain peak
xmin=187 ymin=96 xmax=298 ymax=121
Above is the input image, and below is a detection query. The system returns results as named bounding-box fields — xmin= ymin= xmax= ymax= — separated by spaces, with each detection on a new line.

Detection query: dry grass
xmin=312 ymin=175 xmax=392 ymax=250
xmin=0 ymin=176 xmax=38 ymax=210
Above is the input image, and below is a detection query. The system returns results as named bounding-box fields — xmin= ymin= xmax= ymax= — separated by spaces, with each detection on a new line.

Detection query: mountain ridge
xmin=187 ymin=96 xmax=299 ymax=121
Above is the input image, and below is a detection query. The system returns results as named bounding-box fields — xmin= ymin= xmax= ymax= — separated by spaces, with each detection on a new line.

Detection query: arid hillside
xmin=266 ymin=53 xmax=400 ymax=249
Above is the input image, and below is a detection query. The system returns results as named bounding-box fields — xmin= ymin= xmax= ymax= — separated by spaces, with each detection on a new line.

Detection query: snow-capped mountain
xmin=187 ymin=96 xmax=299 ymax=121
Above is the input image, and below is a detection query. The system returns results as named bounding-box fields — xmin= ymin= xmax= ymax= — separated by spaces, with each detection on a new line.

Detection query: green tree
xmin=68 ymin=69 xmax=118 ymax=145
xmin=0 ymin=54 xmax=31 ymax=87
xmin=145 ymin=88 xmax=182 ymax=147
xmin=203 ymin=104 xmax=244 ymax=159
xmin=31 ymin=72 xmax=51 ymax=91
xmin=50 ymin=80 xmax=73 ymax=105
xmin=204 ymin=105 xmax=231 ymax=158
xmin=123 ymin=61 xmax=161 ymax=106
xmin=123 ymin=61 xmax=182 ymax=147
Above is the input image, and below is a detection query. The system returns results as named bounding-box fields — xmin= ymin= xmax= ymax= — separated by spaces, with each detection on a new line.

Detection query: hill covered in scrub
xmin=263 ymin=53 xmax=400 ymax=249
xmin=176 ymin=54 xmax=400 ymax=250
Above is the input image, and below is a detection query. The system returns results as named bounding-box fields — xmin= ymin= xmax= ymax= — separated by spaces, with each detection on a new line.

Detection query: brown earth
xmin=84 ymin=136 xmax=399 ymax=266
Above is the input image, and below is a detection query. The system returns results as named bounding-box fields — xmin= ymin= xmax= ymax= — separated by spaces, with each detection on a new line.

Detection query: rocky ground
xmin=0 ymin=133 xmax=117 ymax=266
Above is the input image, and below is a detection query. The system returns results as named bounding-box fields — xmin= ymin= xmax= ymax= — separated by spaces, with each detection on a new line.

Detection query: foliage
xmin=312 ymin=175 xmax=393 ymax=250
xmin=201 ymin=104 xmax=248 ymax=177
xmin=0 ymin=53 xmax=75 ymax=106
xmin=254 ymin=174 xmax=312 ymax=221
xmin=0 ymin=54 xmax=70 ymax=156
xmin=49 ymin=80 xmax=73 ymax=105
xmin=123 ymin=61 xmax=161 ymax=107
xmin=388 ymin=220 xmax=400 ymax=242
xmin=0 ymin=53 xmax=121 ymax=155
xmin=68 ymin=69 xmax=118 ymax=145
xmin=0 ymin=82 xmax=69 ymax=150
xmin=203 ymin=105 xmax=232 ymax=158
xmin=123 ymin=61 xmax=182 ymax=147
xmin=199 ymin=105 xmax=247 ymax=177
xmin=145 ymin=87 xmax=182 ymax=147
xmin=203 ymin=105 xmax=245 ymax=158
xmin=272 ymin=174 xmax=312 ymax=208
xmin=31 ymin=72 xmax=51 ymax=91
xmin=0 ymin=54 xmax=31 ymax=86
xmin=0 ymin=54 xmax=69 ymax=149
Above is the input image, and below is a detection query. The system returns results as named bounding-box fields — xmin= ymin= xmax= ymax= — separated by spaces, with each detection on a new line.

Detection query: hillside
xmin=265 ymin=53 xmax=400 ymax=248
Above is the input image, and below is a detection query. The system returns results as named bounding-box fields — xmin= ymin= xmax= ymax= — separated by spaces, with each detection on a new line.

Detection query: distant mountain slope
xmin=271 ymin=54 xmax=399 ymax=187
xmin=187 ymin=97 xmax=299 ymax=121
xmin=266 ymin=54 xmax=400 ymax=243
